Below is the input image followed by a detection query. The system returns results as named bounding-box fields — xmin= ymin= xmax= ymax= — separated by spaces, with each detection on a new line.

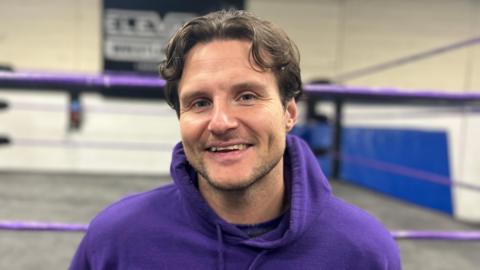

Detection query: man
xmin=70 ymin=9 xmax=401 ymax=269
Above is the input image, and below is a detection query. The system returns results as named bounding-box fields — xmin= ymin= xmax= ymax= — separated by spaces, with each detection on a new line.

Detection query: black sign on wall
xmin=102 ymin=0 xmax=245 ymax=75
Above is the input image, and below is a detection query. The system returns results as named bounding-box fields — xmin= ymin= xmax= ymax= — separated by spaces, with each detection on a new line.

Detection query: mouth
xmin=207 ymin=143 xmax=252 ymax=153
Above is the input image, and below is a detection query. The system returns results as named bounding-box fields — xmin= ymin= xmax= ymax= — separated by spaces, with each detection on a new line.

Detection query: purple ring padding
xmin=1 ymin=220 xmax=480 ymax=240
xmin=1 ymin=71 xmax=480 ymax=104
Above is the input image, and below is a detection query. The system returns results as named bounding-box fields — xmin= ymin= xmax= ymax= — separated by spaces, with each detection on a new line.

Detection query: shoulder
xmin=87 ymin=183 xmax=181 ymax=238
xmin=70 ymin=183 xmax=186 ymax=268
xmin=323 ymin=195 xmax=397 ymax=247
xmin=318 ymin=196 xmax=401 ymax=268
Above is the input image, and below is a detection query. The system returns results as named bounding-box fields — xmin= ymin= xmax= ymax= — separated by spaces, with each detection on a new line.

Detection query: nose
xmin=207 ymin=102 xmax=238 ymax=135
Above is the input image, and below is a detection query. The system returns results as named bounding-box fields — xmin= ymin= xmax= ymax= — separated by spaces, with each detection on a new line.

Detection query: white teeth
xmin=209 ymin=144 xmax=248 ymax=152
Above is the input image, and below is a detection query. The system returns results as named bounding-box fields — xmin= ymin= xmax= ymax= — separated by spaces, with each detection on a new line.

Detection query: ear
xmin=284 ymin=99 xmax=298 ymax=132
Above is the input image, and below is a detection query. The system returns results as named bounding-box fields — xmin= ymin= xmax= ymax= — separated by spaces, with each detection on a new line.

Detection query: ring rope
xmin=1 ymin=220 xmax=479 ymax=240
xmin=2 ymin=100 xmax=479 ymax=117
xmin=7 ymin=101 xmax=174 ymax=116
xmin=1 ymin=137 xmax=479 ymax=191
xmin=338 ymin=153 xmax=480 ymax=192
xmin=1 ymin=137 xmax=173 ymax=152
xmin=0 ymin=220 xmax=87 ymax=232
xmin=0 ymin=71 xmax=165 ymax=90
xmin=2 ymin=71 xmax=480 ymax=104
xmin=303 ymin=84 xmax=480 ymax=103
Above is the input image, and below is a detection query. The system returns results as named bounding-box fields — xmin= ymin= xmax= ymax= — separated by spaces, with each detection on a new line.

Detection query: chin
xmin=203 ymin=174 xmax=258 ymax=192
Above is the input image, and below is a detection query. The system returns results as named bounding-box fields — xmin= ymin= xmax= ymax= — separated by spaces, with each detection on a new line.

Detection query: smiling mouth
xmin=207 ymin=144 xmax=251 ymax=152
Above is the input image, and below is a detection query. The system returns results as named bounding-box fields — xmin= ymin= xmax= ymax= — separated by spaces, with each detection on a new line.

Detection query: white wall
xmin=0 ymin=0 xmax=178 ymax=174
xmin=0 ymin=90 xmax=179 ymax=174
xmin=0 ymin=0 xmax=101 ymax=72
xmin=0 ymin=0 xmax=479 ymax=220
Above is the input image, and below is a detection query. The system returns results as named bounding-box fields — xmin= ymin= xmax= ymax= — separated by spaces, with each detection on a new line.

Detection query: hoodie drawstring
xmin=216 ymin=223 xmax=270 ymax=270
xmin=247 ymin=250 xmax=268 ymax=270
xmin=216 ymin=223 xmax=225 ymax=270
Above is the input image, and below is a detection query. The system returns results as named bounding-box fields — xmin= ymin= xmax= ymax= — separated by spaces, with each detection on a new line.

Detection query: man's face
xmin=178 ymin=40 xmax=297 ymax=191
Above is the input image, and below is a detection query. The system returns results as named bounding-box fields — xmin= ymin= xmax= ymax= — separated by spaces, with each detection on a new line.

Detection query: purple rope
xmin=0 ymin=220 xmax=87 ymax=232
xmin=12 ymin=100 xmax=478 ymax=117
xmin=392 ymin=230 xmax=480 ymax=240
xmin=335 ymin=36 xmax=480 ymax=82
xmin=342 ymin=107 xmax=480 ymax=120
xmin=2 ymin=71 xmax=480 ymax=104
xmin=304 ymin=84 xmax=480 ymax=102
xmin=0 ymin=71 xmax=165 ymax=90
xmin=1 ymin=220 xmax=480 ymax=240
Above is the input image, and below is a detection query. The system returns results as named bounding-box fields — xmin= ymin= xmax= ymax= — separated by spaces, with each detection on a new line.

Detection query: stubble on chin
xmin=192 ymin=153 xmax=283 ymax=193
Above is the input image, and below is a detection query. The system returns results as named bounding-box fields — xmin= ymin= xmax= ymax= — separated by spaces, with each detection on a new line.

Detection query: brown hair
xmin=159 ymin=9 xmax=302 ymax=116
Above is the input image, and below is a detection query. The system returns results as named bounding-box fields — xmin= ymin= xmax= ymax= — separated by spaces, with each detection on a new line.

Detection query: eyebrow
xmin=230 ymin=81 xmax=266 ymax=92
xmin=179 ymin=90 xmax=207 ymax=108
xmin=179 ymin=80 xmax=267 ymax=105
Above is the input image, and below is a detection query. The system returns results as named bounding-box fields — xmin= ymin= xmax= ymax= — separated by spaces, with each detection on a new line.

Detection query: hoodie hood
xmin=170 ymin=134 xmax=332 ymax=250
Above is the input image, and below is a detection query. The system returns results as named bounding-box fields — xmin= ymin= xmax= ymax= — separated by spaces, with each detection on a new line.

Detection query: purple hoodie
xmin=70 ymin=135 xmax=401 ymax=269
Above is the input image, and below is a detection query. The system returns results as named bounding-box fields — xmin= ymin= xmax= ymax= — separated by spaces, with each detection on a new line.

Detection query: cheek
xmin=265 ymin=106 xmax=289 ymax=130
xmin=247 ymin=108 xmax=286 ymax=137
xmin=179 ymin=115 xmax=207 ymax=141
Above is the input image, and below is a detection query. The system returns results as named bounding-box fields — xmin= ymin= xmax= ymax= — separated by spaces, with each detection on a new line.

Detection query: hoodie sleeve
xmin=69 ymin=233 xmax=92 ymax=270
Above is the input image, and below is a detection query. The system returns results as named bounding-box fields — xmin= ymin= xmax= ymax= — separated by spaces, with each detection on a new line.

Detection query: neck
xmin=198 ymin=159 xmax=286 ymax=225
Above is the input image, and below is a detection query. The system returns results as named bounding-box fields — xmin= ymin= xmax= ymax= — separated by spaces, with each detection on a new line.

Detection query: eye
xmin=192 ymin=99 xmax=211 ymax=109
xmin=238 ymin=93 xmax=257 ymax=102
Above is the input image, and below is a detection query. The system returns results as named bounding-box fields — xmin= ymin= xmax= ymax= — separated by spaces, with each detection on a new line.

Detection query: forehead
xmin=184 ymin=40 xmax=252 ymax=72
xmin=178 ymin=40 xmax=276 ymax=97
